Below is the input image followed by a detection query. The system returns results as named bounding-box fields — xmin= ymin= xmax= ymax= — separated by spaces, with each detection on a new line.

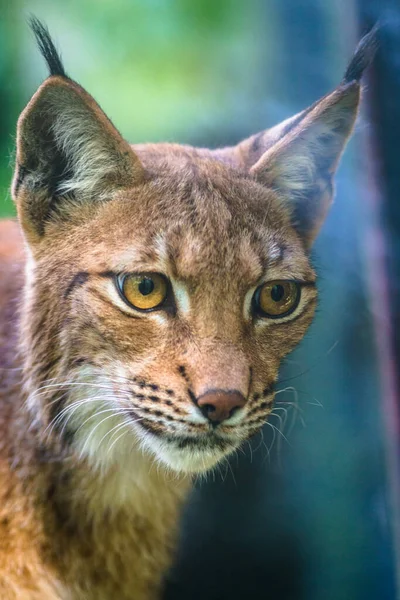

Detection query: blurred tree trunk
xmin=357 ymin=0 xmax=400 ymax=596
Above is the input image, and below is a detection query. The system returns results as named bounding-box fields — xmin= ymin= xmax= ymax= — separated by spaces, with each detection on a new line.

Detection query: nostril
xmin=202 ymin=403 xmax=216 ymax=416
xmin=199 ymin=403 xmax=218 ymax=421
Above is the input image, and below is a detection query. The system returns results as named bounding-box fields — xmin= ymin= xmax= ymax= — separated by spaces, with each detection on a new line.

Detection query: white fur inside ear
xmin=271 ymin=142 xmax=317 ymax=194
xmin=51 ymin=103 xmax=120 ymax=200
xmin=262 ymin=121 xmax=339 ymax=198
xmin=251 ymin=88 xmax=359 ymax=204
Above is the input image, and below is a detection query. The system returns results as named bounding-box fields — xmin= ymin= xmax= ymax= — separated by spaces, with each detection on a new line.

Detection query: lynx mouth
xmin=136 ymin=416 xmax=236 ymax=450
xmin=132 ymin=412 xmax=238 ymax=445
xmin=165 ymin=433 xmax=234 ymax=452
xmin=131 ymin=416 xmax=240 ymax=473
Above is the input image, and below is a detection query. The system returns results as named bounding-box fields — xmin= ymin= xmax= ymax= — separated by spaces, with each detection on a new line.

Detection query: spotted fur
xmin=0 ymin=20 xmax=376 ymax=600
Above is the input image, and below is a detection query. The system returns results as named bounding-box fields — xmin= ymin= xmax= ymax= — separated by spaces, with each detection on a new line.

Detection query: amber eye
xmin=117 ymin=273 xmax=168 ymax=311
xmin=253 ymin=280 xmax=300 ymax=319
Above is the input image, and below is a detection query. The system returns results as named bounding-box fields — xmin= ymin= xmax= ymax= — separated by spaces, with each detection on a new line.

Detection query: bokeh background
xmin=1 ymin=1 xmax=399 ymax=599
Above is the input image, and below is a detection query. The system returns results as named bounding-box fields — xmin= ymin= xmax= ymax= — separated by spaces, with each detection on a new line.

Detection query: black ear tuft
xmin=343 ymin=23 xmax=379 ymax=83
xmin=29 ymin=16 xmax=68 ymax=78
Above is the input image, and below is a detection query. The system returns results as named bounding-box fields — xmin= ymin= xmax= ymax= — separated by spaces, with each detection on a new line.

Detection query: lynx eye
xmin=117 ymin=273 xmax=168 ymax=311
xmin=253 ymin=280 xmax=300 ymax=319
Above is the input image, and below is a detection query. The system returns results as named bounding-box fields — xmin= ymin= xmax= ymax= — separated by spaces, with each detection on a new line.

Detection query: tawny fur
xmin=0 ymin=21 xmax=375 ymax=600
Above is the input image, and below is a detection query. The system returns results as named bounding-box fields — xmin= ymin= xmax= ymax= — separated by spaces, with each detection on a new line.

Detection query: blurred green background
xmin=1 ymin=0 xmax=277 ymax=217
xmin=0 ymin=2 xmax=397 ymax=600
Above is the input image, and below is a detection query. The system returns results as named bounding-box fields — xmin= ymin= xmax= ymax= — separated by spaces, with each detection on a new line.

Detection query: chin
xmin=137 ymin=430 xmax=240 ymax=474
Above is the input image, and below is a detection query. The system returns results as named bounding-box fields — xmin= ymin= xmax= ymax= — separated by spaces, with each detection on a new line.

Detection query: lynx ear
xmin=13 ymin=19 xmax=144 ymax=243
xmin=250 ymin=82 xmax=360 ymax=245
xmin=232 ymin=27 xmax=378 ymax=247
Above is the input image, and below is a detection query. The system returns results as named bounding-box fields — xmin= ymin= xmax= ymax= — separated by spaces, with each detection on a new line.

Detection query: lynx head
xmin=13 ymin=20 xmax=376 ymax=474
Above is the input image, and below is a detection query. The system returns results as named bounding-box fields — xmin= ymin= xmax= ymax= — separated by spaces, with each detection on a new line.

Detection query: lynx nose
xmin=197 ymin=390 xmax=247 ymax=424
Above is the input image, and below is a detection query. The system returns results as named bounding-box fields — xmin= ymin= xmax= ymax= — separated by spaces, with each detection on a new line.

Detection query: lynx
xmin=0 ymin=19 xmax=376 ymax=600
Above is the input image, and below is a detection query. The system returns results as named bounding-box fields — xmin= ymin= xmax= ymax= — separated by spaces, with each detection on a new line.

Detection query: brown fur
xmin=0 ymin=22 xmax=375 ymax=599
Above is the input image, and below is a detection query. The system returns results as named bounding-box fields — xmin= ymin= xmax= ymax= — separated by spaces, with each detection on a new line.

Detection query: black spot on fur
xmin=262 ymin=384 xmax=275 ymax=398
xmin=64 ymin=272 xmax=89 ymax=299
xmin=139 ymin=419 xmax=163 ymax=436
xmin=178 ymin=365 xmax=192 ymax=386
xmin=187 ymin=389 xmax=197 ymax=405
xmin=29 ymin=17 xmax=68 ymax=78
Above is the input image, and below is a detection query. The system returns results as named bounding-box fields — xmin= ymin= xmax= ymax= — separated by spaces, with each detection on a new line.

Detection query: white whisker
xmin=79 ymin=413 xmax=130 ymax=458
xmin=107 ymin=425 xmax=131 ymax=455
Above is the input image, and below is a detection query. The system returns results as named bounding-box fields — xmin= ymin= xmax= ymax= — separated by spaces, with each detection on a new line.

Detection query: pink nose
xmin=197 ymin=390 xmax=247 ymax=424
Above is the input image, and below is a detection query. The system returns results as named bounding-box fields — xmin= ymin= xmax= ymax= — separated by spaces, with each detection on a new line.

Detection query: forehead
xmin=67 ymin=155 xmax=311 ymax=282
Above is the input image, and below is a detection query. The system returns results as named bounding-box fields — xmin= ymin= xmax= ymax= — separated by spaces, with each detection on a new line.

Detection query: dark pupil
xmin=271 ymin=284 xmax=285 ymax=302
xmin=139 ymin=278 xmax=155 ymax=296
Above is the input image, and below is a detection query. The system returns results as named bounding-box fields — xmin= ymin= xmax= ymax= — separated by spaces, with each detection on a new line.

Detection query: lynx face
xmin=25 ymin=154 xmax=317 ymax=473
xmin=14 ymin=21 xmax=370 ymax=474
